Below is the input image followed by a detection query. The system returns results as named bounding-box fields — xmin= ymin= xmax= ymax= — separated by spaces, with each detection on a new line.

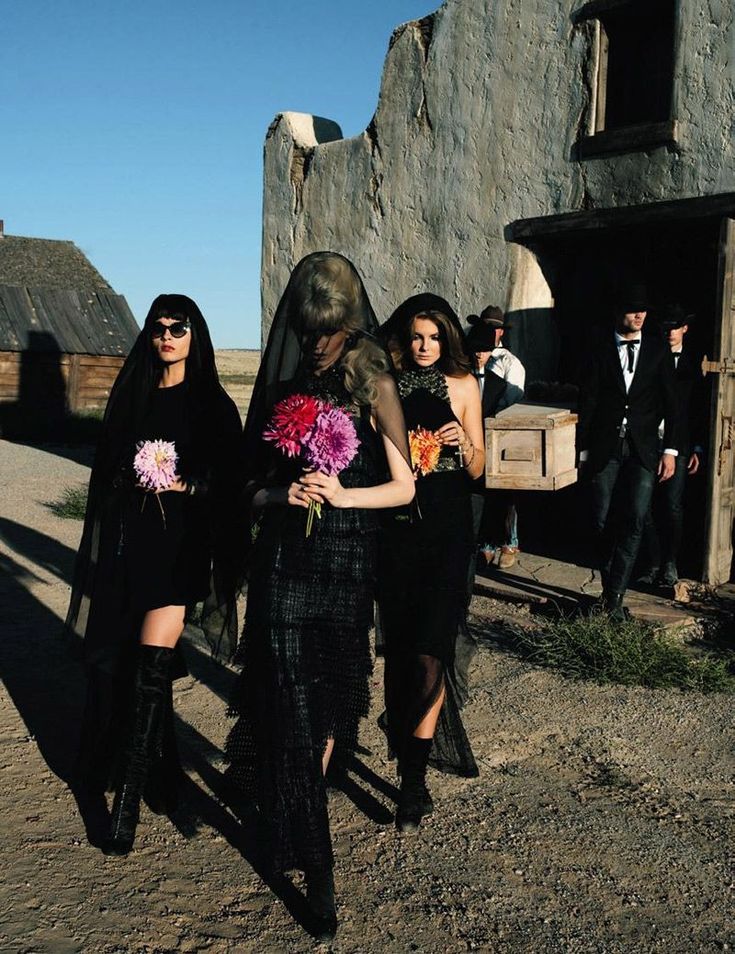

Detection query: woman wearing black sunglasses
xmin=66 ymin=294 xmax=242 ymax=856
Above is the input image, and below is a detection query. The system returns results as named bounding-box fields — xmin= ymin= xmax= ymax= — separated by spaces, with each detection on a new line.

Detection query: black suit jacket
xmin=671 ymin=346 xmax=705 ymax=456
xmin=577 ymin=332 xmax=681 ymax=472
xmin=478 ymin=370 xmax=507 ymax=419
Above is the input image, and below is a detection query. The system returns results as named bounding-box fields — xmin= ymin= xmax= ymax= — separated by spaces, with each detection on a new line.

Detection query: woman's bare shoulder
xmin=447 ymin=372 xmax=478 ymax=396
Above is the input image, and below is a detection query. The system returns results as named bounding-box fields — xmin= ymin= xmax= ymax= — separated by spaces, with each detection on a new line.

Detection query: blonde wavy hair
xmin=289 ymin=252 xmax=388 ymax=406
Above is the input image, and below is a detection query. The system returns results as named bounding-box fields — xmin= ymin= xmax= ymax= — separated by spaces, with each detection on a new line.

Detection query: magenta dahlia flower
xmin=303 ymin=406 xmax=360 ymax=476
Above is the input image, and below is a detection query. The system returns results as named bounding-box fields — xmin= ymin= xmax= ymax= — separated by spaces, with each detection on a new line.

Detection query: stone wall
xmin=261 ymin=0 xmax=735 ymax=369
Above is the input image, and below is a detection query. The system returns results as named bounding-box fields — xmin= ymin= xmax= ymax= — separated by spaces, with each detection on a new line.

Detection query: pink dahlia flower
xmin=133 ymin=439 xmax=178 ymax=492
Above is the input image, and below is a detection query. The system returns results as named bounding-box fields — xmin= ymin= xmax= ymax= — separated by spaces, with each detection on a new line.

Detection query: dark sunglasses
xmin=151 ymin=319 xmax=191 ymax=339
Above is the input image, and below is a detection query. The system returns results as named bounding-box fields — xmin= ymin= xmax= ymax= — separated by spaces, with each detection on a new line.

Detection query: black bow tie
xmin=618 ymin=339 xmax=640 ymax=346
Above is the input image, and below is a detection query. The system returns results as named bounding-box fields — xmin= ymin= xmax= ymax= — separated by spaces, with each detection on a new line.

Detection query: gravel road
xmin=1 ymin=439 xmax=733 ymax=953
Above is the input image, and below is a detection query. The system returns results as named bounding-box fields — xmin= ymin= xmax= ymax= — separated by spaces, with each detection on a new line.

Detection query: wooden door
xmin=703 ymin=217 xmax=735 ymax=584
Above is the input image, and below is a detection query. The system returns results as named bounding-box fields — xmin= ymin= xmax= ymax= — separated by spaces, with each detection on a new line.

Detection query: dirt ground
xmin=1 ymin=429 xmax=734 ymax=953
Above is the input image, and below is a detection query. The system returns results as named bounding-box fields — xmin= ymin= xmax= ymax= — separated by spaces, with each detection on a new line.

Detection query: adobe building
xmin=261 ymin=0 xmax=735 ymax=584
xmin=0 ymin=222 xmax=139 ymax=427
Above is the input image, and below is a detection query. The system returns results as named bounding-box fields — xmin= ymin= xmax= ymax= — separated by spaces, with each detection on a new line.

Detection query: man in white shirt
xmin=470 ymin=306 xmax=525 ymax=569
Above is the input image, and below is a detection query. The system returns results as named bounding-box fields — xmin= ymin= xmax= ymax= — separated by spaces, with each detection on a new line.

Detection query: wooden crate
xmin=485 ymin=404 xmax=578 ymax=490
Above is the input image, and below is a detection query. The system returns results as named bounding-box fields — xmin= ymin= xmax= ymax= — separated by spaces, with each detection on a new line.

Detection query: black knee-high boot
xmin=396 ymin=736 xmax=434 ymax=833
xmin=104 ymin=645 xmax=175 ymax=856
xmin=306 ymin=866 xmax=337 ymax=942
xmin=145 ymin=676 xmax=182 ymax=816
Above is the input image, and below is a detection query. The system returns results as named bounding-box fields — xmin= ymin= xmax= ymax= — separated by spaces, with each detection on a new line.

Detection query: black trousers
xmin=589 ymin=438 xmax=656 ymax=597
xmin=640 ymin=454 xmax=687 ymax=570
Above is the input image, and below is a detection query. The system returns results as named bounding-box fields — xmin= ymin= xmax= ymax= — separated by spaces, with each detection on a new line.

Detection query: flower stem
xmin=305 ymin=500 xmax=322 ymax=537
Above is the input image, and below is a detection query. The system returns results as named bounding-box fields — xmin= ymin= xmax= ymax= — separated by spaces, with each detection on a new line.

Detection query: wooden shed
xmin=0 ymin=222 xmax=139 ymax=416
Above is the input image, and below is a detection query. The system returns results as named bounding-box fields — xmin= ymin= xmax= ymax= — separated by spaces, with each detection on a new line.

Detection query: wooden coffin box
xmin=485 ymin=404 xmax=578 ymax=490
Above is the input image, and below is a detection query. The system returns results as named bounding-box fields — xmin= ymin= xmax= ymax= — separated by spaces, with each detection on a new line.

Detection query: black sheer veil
xmin=242 ymin=251 xmax=411 ymax=498
xmin=380 ymin=292 xmax=464 ymax=348
xmin=64 ymin=294 xmax=243 ymax=661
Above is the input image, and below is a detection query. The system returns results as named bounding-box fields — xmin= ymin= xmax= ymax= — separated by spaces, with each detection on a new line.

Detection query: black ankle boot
xmin=601 ymin=590 xmax=630 ymax=623
xmin=104 ymin=646 xmax=175 ymax=856
xmin=396 ymin=737 xmax=434 ymax=833
xmin=306 ymin=867 xmax=337 ymax=942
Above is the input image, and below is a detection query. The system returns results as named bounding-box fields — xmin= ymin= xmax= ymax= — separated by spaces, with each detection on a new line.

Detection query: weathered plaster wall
xmin=261 ymin=0 xmax=735 ymax=346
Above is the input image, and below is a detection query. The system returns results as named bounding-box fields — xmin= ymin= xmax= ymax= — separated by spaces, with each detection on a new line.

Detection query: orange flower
xmin=409 ymin=427 xmax=442 ymax=476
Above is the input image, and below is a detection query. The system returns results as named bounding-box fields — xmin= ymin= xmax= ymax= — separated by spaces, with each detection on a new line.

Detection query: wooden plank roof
xmin=0 ymin=234 xmax=140 ymax=355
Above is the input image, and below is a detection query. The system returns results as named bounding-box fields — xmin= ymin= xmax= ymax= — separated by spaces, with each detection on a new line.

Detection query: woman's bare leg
xmin=413 ymin=684 xmax=446 ymax=740
xmin=322 ymin=737 xmax=335 ymax=775
xmin=139 ymin=605 xmax=186 ymax=648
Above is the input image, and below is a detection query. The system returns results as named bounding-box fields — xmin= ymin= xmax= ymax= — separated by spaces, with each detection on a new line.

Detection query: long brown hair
xmin=390 ymin=308 xmax=471 ymax=377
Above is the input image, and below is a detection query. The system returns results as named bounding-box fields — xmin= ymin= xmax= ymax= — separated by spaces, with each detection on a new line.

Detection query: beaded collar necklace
xmin=397 ymin=364 xmax=449 ymax=403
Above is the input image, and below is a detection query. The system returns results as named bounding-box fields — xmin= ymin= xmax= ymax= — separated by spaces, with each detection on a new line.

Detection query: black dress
xmin=379 ymin=366 xmax=478 ymax=777
xmin=226 ymin=367 xmax=387 ymax=875
xmin=84 ymin=382 xmax=210 ymax=674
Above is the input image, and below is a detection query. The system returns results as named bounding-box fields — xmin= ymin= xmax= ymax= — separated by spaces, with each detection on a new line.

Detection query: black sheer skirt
xmin=379 ymin=471 xmax=478 ymax=778
xmin=225 ymin=422 xmax=382 ymax=875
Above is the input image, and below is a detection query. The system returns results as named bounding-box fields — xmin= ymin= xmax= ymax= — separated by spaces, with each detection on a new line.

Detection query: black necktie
xmin=619 ymin=340 xmax=638 ymax=372
xmin=627 ymin=342 xmax=636 ymax=372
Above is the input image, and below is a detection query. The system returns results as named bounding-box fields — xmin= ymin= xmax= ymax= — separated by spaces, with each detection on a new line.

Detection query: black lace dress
xmin=226 ymin=367 xmax=387 ymax=876
xmin=378 ymin=366 xmax=478 ymax=777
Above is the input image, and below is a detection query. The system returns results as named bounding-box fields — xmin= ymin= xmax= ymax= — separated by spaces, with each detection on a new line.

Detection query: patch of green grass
xmin=512 ymin=612 xmax=735 ymax=693
xmin=46 ymin=485 xmax=88 ymax=520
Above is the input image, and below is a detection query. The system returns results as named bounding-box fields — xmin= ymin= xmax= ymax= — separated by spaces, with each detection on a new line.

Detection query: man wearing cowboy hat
xmin=454 ymin=307 xmax=525 ymax=707
xmin=578 ymin=285 xmax=681 ymax=621
xmin=636 ymin=304 xmax=704 ymax=587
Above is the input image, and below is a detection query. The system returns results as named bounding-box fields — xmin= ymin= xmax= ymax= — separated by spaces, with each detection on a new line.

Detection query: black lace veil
xmin=65 ymin=294 xmax=243 ymax=661
xmin=242 ymin=251 xmax=411 ymax=494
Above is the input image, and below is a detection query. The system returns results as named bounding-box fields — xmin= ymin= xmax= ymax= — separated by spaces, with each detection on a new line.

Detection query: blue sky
xmin=2 ymin=0 xmax=434 ymax=347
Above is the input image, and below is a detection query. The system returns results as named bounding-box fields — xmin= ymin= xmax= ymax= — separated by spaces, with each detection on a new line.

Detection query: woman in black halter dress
xmin=379 ymin=295 xmax=485 ymax=831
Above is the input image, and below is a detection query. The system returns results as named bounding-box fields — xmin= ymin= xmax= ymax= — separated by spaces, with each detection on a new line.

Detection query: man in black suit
xmin=637 ymin=305 xmax=704 ymax=586
xmin=577 ymin=289 xmax=680 ymax=620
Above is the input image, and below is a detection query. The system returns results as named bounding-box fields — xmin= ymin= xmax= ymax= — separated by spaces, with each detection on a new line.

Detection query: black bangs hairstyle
xmin=103 ymin=293 xmax=222 ymax=445
xmin=143 ymin=293 xmax=220 ymax=392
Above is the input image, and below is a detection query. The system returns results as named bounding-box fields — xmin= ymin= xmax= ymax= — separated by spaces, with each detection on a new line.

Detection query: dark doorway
xmin=509 ymin=216 xmax=722 ymax=582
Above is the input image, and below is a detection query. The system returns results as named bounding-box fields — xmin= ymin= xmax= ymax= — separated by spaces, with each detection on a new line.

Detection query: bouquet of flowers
xmin=263 ymin=394 xmax=360 ymax=536
xmin=409 ymin=426 xmax=442 ymax=476
xmin=133 ymin=439 xmax=178 ymax=528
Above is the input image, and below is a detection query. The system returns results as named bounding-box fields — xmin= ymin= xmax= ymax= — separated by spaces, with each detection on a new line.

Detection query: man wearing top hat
xmin=577 ymin=286 xmax=680 ymax=621
xmin=636 ymin=305 xmax=704 ymax=587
